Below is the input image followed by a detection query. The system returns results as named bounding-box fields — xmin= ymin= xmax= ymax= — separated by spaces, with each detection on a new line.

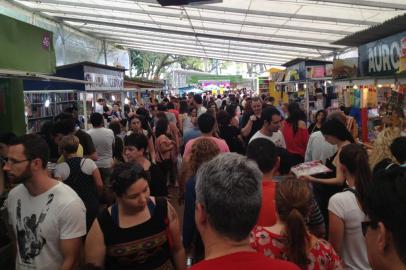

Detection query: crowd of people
xmin=0 ymin=90 xmax=406 ymax=270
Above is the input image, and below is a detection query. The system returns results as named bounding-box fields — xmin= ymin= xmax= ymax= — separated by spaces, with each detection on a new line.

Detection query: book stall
xmin=333 ymin=30 xmax=406 ymax=142
xmin=275 ymin=59 xmax=333 ymax=121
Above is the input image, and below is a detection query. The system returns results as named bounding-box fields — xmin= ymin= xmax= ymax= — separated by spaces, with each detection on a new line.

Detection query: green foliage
xmin=129 ymin=50 xmax=235 ymax=79
xmin=130 ymin=50 xmax=204 ymax=79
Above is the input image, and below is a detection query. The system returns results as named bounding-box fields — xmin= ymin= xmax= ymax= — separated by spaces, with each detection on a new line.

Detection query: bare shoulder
xmin=167 ymin=201 xmax=178 ymax=222
xmin=298 ymin=120 xmax=307 ymax=129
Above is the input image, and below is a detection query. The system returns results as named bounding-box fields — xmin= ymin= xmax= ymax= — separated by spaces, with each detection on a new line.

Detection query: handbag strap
xmin=66 ymin=158 xmax=86 ymax=185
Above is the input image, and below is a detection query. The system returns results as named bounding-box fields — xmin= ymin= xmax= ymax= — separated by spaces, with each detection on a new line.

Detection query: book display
xmin=291 ymin=161 xmax=332 ymax=177
xmin=258 ymin=77 xmax=270 ymax=95
xmin=25 ymin=90 xmax=78 ymax=133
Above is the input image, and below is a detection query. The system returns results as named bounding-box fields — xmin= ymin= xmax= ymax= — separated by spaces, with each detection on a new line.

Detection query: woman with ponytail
xmin=250 ymin=177 xmax=342 ymax=270
xmin=328 ymin=144 xmax=372 ymax=269
xmin=301 ymin=117 xmax=354 ymax=226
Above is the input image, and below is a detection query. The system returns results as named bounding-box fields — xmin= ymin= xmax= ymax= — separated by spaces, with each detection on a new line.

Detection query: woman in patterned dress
xmin=250 ymin=177 xmax=342 ymax=270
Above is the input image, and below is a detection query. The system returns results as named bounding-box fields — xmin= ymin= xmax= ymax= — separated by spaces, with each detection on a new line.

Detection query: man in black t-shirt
xmin=240 ymin=97 xmax=263 ymax=143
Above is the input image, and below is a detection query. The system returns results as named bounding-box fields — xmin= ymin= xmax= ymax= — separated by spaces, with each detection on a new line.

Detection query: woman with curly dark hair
xmin=308 ymin=110 xmax=327 ymax=134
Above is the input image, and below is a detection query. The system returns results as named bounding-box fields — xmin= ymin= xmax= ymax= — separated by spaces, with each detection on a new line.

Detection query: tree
xmin=130 ymin=50 xmax=208 ymax=80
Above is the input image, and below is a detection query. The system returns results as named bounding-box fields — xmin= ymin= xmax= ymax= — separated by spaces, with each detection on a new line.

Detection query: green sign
xmin=187 ymin=75 xmax=243 ymax=84
xmin=0 ymin=79 xmax=26 ymax=135
xmin=0 ymin=14 xmax=56 ymax=73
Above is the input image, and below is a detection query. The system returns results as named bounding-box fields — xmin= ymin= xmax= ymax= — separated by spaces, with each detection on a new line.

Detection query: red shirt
xmin=250 ymin=226 xmax=342 ymax=270
xmin=282 ymin=122 xmax=309 ymax=157
xmin=190 ymin=251 xmax=299 ymax=270
xmin=257 ymin=180 xmax=277 ymax=227
xmin=168 ymin=109 xmax=179 ymax=124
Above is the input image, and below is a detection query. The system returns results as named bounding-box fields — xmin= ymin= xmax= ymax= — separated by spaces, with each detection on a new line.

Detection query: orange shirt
xmin=257 ymin=179 xmax=277 ymax=227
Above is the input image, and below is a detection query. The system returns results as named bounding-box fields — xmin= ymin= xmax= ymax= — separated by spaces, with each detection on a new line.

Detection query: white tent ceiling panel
xmin=102 ymin=36 xmax=297 ymax=60
xmin=89 ymin=30 xmax=324 ymax=55
xmin=121 ymin=46 xmax=284 ymax=65
xmin=67 ymin=22 xmax=337 ymax=54
xmin=32 ymin=5 xmax=357 ymax=36
xmin=10 ymin=0 xmax=406 ymax=64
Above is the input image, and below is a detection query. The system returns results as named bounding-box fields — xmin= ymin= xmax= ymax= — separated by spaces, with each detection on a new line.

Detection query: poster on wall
xmin=84 ymin=65 xmax=124 ymax=91
xmin=353 ymin=89 xmax=361 ymax=108
xmin=332 ymin=58 xmax=358 ymax=79
xmin=325 ymin=64 xmax=333 ymax=77
xmin=284 ymin=70 xmax=300 ymax=82
xmin=359 ymin=31 xmax=406 ymax=76
xmin=306 ymin=66 xmax=326 ymax=79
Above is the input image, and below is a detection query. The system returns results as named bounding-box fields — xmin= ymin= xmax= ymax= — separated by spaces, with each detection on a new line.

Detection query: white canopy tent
xmin=9 ymin=0 xmax=406 ymax=65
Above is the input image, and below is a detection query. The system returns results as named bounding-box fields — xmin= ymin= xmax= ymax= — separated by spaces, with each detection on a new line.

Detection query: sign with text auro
xmin=359 ymin=31 xmax=406 ymax=76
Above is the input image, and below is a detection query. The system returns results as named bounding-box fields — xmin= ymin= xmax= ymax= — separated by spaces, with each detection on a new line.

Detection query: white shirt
xmin=328 ymin=190 xmax=372 ymax=270
xmin=215 ymin=98 xmax=223 ymax=109
xmin=54 ymin=158 xmax=97 ymax=181
xmin=126 ymin=129 xmax=149 ymax=137
xmin=87 ymin=127 xmax=115 ymax=168
xmin=305 ymin=131 xmax=337 ymax=164
xmin=95 ymin=103 xmax=104 ymax=114
xmin=6 ymin=182 xmax=86 ymax=270
xmin=196 ymin=106 xmax=207 ymax=117
xmin=249 ymin=130 xmax=286 ymax=149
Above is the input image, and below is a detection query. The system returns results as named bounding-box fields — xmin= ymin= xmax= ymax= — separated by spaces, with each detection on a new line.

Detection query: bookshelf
xmin=24 ymin=90 xmax=78 ymax=133
xmin=258 ymin=77 xmax=270 ymax=95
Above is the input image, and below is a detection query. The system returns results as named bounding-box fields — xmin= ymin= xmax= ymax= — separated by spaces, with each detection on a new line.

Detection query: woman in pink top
xmin=282 ymin=104 xmax=309 ymax=162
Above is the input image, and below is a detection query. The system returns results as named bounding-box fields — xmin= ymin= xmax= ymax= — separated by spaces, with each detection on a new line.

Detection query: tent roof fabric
xmin=57 ymin=61 xmax=126 ymax=71
xmin=333 ymin=13 xmax=406 ymax=46
xmin=9 ymin=0 xmax=406 ymax=64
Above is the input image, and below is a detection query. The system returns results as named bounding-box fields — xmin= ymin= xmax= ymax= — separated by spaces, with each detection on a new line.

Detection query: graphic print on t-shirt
xmin=16 ymin=193 xmax=54 ymax=264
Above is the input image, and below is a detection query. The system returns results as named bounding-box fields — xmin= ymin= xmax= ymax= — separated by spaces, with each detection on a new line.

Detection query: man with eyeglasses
xmin=362 ymin=167 xmax=406 ymax=270
xmin=248 ymin=106 xmax=286 ymax=149
xmin=0 ymin=132 xmax=16 ymax=269
xmin=2 ymin=134 xmax=86 ymax=270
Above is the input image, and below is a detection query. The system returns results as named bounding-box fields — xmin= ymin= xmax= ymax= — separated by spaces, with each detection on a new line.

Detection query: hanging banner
xmin=306 ymin=66 xmax=326 ymax=79
xmin=359 ymin=31 xmax=406 ymax=76
xmin=0 ymin=14 xmax=56 ymax=73
xmin=332 ymin=58 xmax=358 ymax=79
xmin=84 ymin=65 xmax=124 ymax=91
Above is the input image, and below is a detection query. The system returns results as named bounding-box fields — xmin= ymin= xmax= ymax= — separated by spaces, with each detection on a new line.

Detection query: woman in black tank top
xmin=300 ymin=119 xmax=355 ymax=228
xmin=84 ymin=163 xmax=186 ymax=270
